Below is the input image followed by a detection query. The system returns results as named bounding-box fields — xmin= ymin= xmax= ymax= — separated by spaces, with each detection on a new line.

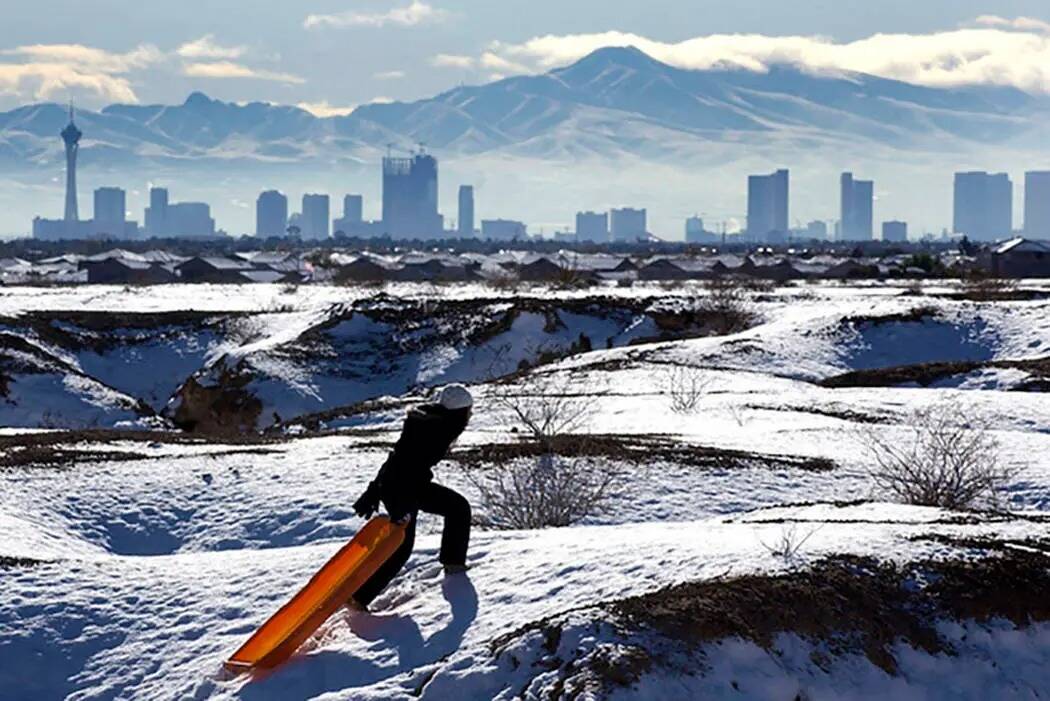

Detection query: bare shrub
xmin=665 ymin=365 xmax=710 ymax=414
xmin=469 ymin=373 xmax=615 ymax=528
xmin=857 ymin=403 xmax=1015 ymax=510
xmin=467 ymin=457 xmax=618 ymax=529
xmin=697 ymin=277 xmax=758 ymax=333
xmin=492 ymin=373 xmax=594 ymax=450
xmin=760 ymin=524 xmax=822 ymax=561
xmin=959 ymin=275 xmax=1019 ymax=301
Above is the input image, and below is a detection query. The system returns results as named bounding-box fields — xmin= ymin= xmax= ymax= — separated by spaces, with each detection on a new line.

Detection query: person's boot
xmin=443 ymin=563 xmax=470 ymax=575
xmin=345 ymin=597 xmax=369 ymax=613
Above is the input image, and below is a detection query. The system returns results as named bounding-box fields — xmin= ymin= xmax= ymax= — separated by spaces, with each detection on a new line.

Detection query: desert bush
xmin=492 ymin=373 xmax=594 ymax=450
xmin=857 ymin=403 xmax=1015 ymax=510
xmin=470 ymin=373 xmax=615 ymax=528
xmin=959 ymin=275 xmax=1019 ymax=301
xmin=665 ymin=365 xmax=710 ymax=414
xmin=697 ymin=277 xmax=758 ymax=333
xmin=760 ymin=524 xmax=822 ymax=561
xmin=467 ymin=457 xmax=618 ymax=529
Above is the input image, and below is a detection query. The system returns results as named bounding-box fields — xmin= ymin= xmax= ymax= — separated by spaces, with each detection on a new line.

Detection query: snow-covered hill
xmin=1 ymin=280 xmax=1048 ymax=699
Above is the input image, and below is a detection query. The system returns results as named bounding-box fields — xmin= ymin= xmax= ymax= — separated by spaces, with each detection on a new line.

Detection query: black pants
xmin=353 ymin=482 xmax=471 ymax=606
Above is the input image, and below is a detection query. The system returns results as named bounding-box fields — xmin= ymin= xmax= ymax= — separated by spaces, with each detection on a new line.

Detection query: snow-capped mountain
xmin=0 ymin=46 xmax=1043 ymax=168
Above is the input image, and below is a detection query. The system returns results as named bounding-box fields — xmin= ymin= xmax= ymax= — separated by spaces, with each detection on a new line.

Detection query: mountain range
xmin=0 ymin=46 xmax=1047 ymax=236
xmin=0 ymin=46 xmax=1044 ymax=168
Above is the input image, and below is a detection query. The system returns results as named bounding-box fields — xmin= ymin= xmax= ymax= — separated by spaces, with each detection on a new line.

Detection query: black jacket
xmin=374 ymin=403 xmax=469 ymax=519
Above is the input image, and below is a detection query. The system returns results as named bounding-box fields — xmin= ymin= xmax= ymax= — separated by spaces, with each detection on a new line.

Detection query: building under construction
xmin=382 ymin=152 xmax=443 ymax=239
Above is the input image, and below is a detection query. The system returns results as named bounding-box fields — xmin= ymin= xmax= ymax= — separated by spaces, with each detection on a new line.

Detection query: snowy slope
xmin=1 ymin=281 xmax=1049 ymax=700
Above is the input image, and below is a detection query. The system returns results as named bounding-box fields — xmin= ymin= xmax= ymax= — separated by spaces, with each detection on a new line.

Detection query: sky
xmin=2 ymin=0 xmax=1050 ymax=114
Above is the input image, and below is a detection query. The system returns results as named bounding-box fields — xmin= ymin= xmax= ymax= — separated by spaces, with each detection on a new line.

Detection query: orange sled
xmin=225 ymin=516 xmax=406 ymax=673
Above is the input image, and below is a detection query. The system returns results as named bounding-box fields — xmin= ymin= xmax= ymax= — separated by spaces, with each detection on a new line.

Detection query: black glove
xmin=353 ymin=482 xmax=381 ymax=519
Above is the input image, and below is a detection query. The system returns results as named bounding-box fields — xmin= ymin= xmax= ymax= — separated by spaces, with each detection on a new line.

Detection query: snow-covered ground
xmin=1 ymin=281 xmax=1048 ymax=700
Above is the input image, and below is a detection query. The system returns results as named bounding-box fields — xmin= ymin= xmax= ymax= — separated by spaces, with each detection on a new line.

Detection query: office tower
xmin=343 ymin=194 xmax=363 ymax=225
xmin=144 ymin=188 xmax=214 ymax=238
xmin=256 ymin=190 xmax=288 ymax=237
xmin=954 ymin=172 xmax=1012 ymax=240
xmin=882 ymin=221 xmax=908 ymax=242
xmin=167 ymin=202 xmax=215 ymax=237
xmin=62 ymin=103 xmax=82 ymax=223
xmin=610 ymin=208 xmax=647 ymax=241
xmin=575 ymin=211 xmax=608 ymax=242
xmin=333 ymin=194 xmax=364 ymax=237
xmin=301 ymin=194 xmax=330 ymax=239
xmin=93 ymin=187 xmax=126 ymax=230
xmin=685 ymin=216 xmax=705 ymax=243
xmin=840 ymin=173 xmax=874 ymax=241
xmin=458 ymin=185 xmax=474 ymax=237
xmin=806 ymin=220 xmax=829 ymax=240
xmin=747 ymin=169 xmax=789 ymax=241
xmin=1024 ymin=171 xmax=1050 ymax=237
xmin=481 ymin=219 xmax=526 ymax=240
xmin=145 ymin=188 xmax=169 ymax=236
xmin=382 ymin=152 xmax=443 ymax=238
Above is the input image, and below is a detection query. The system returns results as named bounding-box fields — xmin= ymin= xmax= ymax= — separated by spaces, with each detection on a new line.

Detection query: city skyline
xmin=16 ymin=52 xmax=1050 ymax=242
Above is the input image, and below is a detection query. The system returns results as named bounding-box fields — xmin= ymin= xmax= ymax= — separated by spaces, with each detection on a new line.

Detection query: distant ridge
xmin=0 ymin=46 xmax=1042 ymax=168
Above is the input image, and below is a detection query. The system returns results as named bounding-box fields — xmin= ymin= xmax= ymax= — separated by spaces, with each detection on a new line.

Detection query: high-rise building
xmin=1024 ymin=171 xmax=1050 ymax=237
xmin=747 ymin=169 xmax=789 ymax=241
xmin=481 ymin=219 xmax=526 ymax=240
xmin=382 ymin=153 xmax=443 ymax=238
xmin=954 ymin=172 xmax=1012 ymax=240
xmin=458 ymin=185 xmax=475 ymax=237
xmin=256 ymin=190 xmax=288 ymax=237
xmin=685 ymin=216 xmax=706 ymax=243
xmin=301 ymin=194 xmax=330 ymax=239
xmin=333 ymin=194 xmax=364 ymax=237
xmin=343 ymin=195 xmax=363 ymax=225
xmin=806 ymin=220 xmax=829 ymax=240
xmin=840 ymin=173 xmax=874 ymax=241
xmin=145 ymin=188 xmax=169 ymax=236
xmin=610 ymin=208 xmax=647 ymax=241
xmin=882 ymin=221 xmax=908 ymax=242
xmin=93 ymin=187 xmax=126 ymax=231
xmin=62 ymin=103 xmax=82 ymax=224
xmin=144 ymin=187 xmax=214 ymax=238
xmin=575 ymin=211 xmax=608 ymax=242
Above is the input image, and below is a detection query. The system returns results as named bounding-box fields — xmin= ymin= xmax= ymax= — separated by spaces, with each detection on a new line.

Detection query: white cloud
xmin=431 ymin=53 xmax=474 ymax=69
xmin=973 ymin=15 xmax=1050 ymax=34
xmin=296 ymin=100 xmax=357 ymax=117
xmin=182 ymin=61 xmax=304 ymax=84
xmin=476 ymin=20 xmax=1050 ymax=93
xmin=304 ymin=1 xmax=446 ymax=29
xmin=373 ymin=70 xmax=406 ymax=80
xmin=479 ymin=51 xmax=529 ymax=74
xmin=0 ymin=43 xmax=163 ymax=103
xmin=176 ymin=35 xmax=246 ymax=60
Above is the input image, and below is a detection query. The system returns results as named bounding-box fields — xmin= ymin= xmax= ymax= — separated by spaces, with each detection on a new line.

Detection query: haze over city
xmin=2 ymin=1 xmax=1050 ymax=238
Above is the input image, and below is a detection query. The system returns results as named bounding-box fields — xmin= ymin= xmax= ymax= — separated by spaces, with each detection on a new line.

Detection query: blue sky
xmin=2 ymin=1 xmax=1049 ymax=113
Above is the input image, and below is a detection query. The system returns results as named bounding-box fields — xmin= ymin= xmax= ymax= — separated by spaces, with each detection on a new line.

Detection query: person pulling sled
xmin=349 ymin=384 xmax=474 ymax=611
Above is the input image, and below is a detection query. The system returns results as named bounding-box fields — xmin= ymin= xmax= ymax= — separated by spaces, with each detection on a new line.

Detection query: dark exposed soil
xmin=611 ymin=544 xmax=1050 ymax=675
xmin=166 ymin=359 xmax=264 ymax=434
xmin=821 ymin=356 xmax=1050 ymax=389
xmin=841 ymin=305 xmax=941 ymax=327
xmin=0 ymin=311 xmax=234 ymax=354
xmin=453 ymin=434 xmax=836 ymax=472
xmin=489 ymin=540 xmax=1050 ymax=697
xmin=0 ymin=555 xmax=47 ymax=568
xmin=0 ymin=429 xmax=283 ymax=469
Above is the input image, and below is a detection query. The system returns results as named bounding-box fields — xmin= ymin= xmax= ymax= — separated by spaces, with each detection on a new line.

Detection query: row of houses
xmin=2 ymin=238 xmax=1048 ymax=285
xmin=0 ymin=250 xmax=309 ymax=285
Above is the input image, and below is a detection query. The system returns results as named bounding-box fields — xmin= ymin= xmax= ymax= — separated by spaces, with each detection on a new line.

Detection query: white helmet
xmin=437 ymin=384 xmax=474 ymax=411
